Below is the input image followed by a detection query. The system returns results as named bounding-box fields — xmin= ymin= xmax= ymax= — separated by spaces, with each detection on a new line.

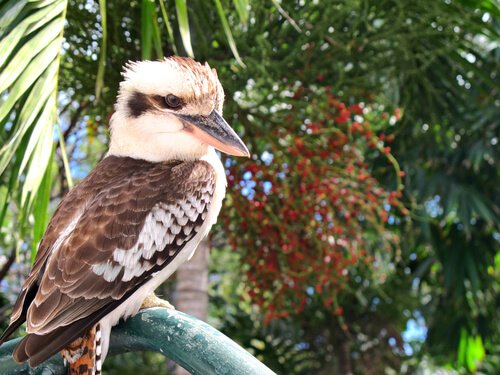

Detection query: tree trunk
xmin=174 ymin=239 xmax=210 ymax=375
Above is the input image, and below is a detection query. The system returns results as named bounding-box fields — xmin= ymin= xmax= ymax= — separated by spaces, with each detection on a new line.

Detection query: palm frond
xmin=175 ymin=0 xmax=194 ymax=57
xmin=0 ymin=0 xmax=67 ymax=250
xmin=214 ymin=0 xmax=245 ymax=67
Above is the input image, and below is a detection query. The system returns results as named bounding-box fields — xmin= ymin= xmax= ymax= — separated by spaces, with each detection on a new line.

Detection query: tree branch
xmin=0 ymin=247 xmax=16 ymax=284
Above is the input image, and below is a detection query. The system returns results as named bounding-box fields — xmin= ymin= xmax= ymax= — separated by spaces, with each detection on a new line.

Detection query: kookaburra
xmin=0 ymin=56 xmax=249 ymax=374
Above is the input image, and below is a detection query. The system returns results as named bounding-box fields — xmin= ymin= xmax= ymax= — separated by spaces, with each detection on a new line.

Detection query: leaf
xmin=158 ymin=0 xmax=178 ymax=54
xmin=0 ymin=16 xmax=64 ymax=92
xmin=56 ymin=119 xmax=73 ymax=189
xmin=232 ymin=0 xmax=248 ymax=25
xmin=0 ymin=0 xmax=28 ymax=34
xmin=95 ymin=0 xmax=107 ymax=101
xmin=0 ymin=36 xmax=61 ymax=125
xmin=21 ymin=95 xmax=56 ymax=205
xmin=175 ymin=0 xmax=194 ymax=57
xmin=31 ymin=144 xmax=54 ymax=260
xmin=0 ymin=61 xmax=58 ymax=176
xmin=141 ymin=0 xmax=163 ymax=59
xmin=0 ymin=1 xmax=63 ymax=67
xmin=24 ymin=0 xmax=65 ymax=35
xmin=464 ymin=333 xmax=485 ymax=371
xmin=469 ymin=192 xmax=495 ymax=223
xmin=141 ymin=0 xmax=152 ymax=59
xmin=140 ymin=0 xmax=163 ymax=59
xmin=17 ymin=64 xmax=58 ymax=174
xmin=457 ymin=328 xmax=467 ymax=367
xmin=214 ymin=0 xmax=245 ymax=67
xmin=151 ymin=4 xmax=163 ymax=58
xmin=464 ymin=251 xmax=480 ymax=291
xmin=0 ymin=185 xmax=8 ymax=227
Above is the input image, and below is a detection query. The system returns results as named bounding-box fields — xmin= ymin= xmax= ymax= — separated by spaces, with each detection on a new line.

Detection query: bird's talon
xmin=140 ymin=294 xmax=175 ymax=310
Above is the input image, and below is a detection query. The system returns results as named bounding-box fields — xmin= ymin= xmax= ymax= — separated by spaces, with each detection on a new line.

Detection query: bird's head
xmin=108 ymin=56 xmax=249 ymax=161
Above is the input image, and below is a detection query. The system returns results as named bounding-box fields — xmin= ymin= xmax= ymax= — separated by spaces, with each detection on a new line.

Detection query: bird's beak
xmin=177 ymin=110 xmax=250 ymax=157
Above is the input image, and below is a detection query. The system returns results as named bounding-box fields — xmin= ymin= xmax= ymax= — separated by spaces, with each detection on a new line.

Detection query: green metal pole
xmin=0 ymin=308 xmax=276 ymax=375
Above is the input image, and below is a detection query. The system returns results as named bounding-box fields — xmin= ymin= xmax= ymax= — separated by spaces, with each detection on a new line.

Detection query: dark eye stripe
xmin=127 ymin=91 xmax=184 ymax=118
xmin=127 ymin=91 xmax=152 ymax=118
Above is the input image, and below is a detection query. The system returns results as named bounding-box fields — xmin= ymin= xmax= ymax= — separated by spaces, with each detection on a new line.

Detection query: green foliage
xmin=0 ymin=0 xmax=67 ymax=258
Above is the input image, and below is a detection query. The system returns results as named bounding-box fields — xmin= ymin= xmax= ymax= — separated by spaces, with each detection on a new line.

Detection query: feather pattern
xmin=0 ymin=155 xmax=217 ymax=367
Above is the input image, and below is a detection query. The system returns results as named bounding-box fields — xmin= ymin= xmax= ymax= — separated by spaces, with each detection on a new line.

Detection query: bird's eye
xmin=164 ymin=94 xmax=182 ymax=109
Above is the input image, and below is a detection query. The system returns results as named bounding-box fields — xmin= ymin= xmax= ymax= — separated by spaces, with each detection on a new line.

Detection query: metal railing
xmin=0 ymin=308 xmax=276 ymax=375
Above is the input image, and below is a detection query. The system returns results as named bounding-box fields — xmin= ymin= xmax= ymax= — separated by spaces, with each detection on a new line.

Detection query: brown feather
xmin=3 ymin=156 xmax=215 ymax=366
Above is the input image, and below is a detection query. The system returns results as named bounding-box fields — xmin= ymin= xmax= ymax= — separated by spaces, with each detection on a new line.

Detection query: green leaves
xmin=0 ymin=0 xmax=67 ymax=252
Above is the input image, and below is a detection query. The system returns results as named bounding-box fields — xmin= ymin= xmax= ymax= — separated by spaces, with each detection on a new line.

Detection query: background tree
xmin=1 ymin=0 xmax=498 ymax=374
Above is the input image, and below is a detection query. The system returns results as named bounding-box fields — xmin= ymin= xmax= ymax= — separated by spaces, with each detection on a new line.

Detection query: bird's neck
xmin=106 ymin=142 xmax=211 ymax=163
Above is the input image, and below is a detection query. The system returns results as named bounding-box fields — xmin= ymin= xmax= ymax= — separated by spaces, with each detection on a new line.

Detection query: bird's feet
xmin=140 ymin=294 xmax=175 ymax=310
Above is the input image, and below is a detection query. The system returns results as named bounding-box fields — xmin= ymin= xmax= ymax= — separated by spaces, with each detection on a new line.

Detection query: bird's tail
xmin=61 ymin=323 xmax=102 ymax=375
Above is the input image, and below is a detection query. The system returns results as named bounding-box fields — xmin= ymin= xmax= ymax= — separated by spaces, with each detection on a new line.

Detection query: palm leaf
xmin=175 ymin=0 xmax=194 ymax=57
xmin=0 ymin=0 xmax=67 ymax=251
xmin=95 ymin=0 xmax=107 ymax=101
xmin=214 ymin=0 xmax=245 ymax=67
xmin=158 ymin=0 xmax=178 ymax=55
xmin=31 ymin=145 xmax=54 ymax=259
xmin=232 ymin=0 xmax=249 ymax=25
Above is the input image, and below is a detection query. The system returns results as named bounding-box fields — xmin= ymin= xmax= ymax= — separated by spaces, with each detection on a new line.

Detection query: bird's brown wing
xmin=0 ymin=167 xmax=95 ymax=341
xmin=0 ymin=156 xmax=215 ymax=367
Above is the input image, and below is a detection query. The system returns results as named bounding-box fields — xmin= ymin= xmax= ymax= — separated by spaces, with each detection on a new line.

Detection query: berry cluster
xmin=222 ymin=86 xmax=405 ymax=322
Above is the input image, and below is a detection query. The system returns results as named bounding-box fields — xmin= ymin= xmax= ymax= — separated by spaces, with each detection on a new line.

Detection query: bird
xmin=0 ymin=56 xmax=249 ymax=374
